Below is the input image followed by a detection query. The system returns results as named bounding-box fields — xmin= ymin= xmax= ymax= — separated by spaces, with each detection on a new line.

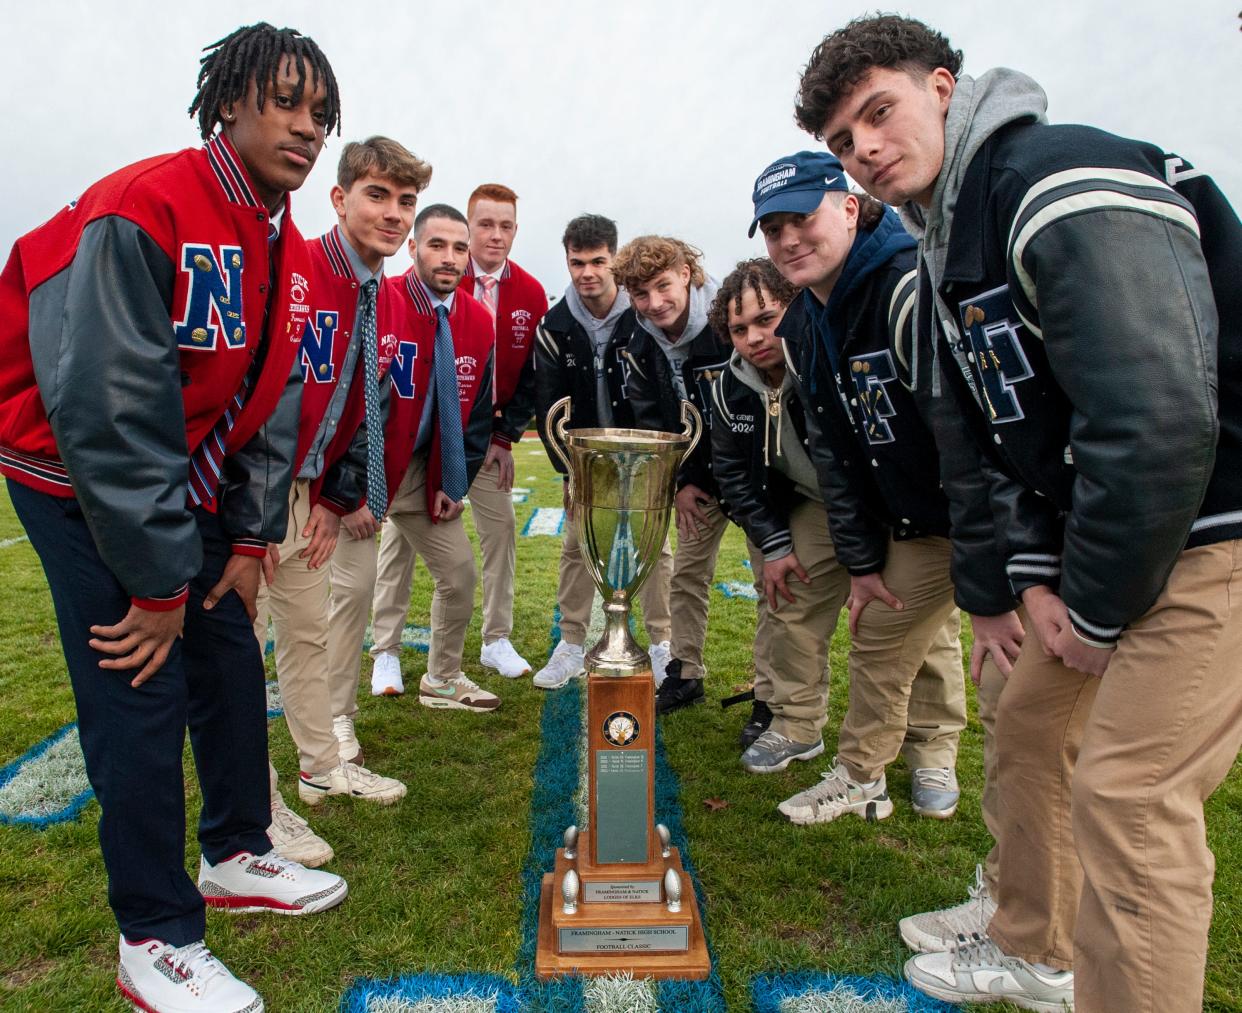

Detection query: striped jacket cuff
xmin=1006 ymin=552 xmax=1061 ymax=595
xmin=132 ymin=585 xmax=189 ymax=612
xmin=1067 ymin=608 xmax=1124 ymax=648
xmin=759 ymin=530 xmax=793 ymax=563
xmin=491 ymin=432 xmax=514 ymax=450
xmin=230 ymin=538 xmax=268 ymax=558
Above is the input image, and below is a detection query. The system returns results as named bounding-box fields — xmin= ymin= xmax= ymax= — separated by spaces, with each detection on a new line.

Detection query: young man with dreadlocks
xmin=0 ymin=23 xmax=346 ymax=1013
xmin=612 ymin=236 xmax=732 ymax=715
xmin=798 ymin=14 xmax=1242 ymax=1012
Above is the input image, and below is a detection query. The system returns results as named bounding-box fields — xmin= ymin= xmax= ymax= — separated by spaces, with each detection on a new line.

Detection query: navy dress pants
xmin=9 ymin=480 xmax=272 ymax=946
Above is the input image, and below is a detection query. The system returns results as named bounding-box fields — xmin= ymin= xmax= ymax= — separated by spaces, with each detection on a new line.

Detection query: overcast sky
xmin=1 ymin=1 xmax=1236 ymax=293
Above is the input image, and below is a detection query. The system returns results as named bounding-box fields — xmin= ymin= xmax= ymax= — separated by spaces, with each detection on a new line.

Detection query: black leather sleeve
xmin=1018 ymin=205 xmax=1218 ymax=637
xmin=463 ymin=347 xmax=495 ymax=487
xmin=709 ymin=376 xmax=791 ymax=558
xmin=218 ymin=353 xmax=302 ymax=545
xmin=621 ymin=347 xmax=672 ymax=432
xmin=319 ymin=371 xmax=388 ymax=514
xmin=28 ymin=214 xmax=201 ymax=599
xmin=533 ymin=322 xmax=570 ymax=476
xmin=495 ymin=350 xmax=536 ymax=444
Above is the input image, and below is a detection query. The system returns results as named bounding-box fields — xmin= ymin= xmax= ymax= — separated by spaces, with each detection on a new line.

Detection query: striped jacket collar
xmin=404 ymin=271 xmax=454 ymax=317
xmin=463 ymin=259 xmax=512 ymax=283
xmin=205 ymin=133 xmax=291 ymax=223
xmin=320 ymin=226 xmax=356 ymax=279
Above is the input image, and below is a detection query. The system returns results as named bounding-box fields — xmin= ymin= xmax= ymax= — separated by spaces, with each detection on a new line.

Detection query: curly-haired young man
xmin=797 ymin=14 xmax=1242 ymax=1013
xmin=611 ymin=236 xmax=733 ymax=714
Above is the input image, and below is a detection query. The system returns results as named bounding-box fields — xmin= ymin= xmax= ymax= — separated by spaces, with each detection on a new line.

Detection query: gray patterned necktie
xmin=434 ymin=305 xmax=468 ymax=501
xmin=360 ymin=279 xmax=388 ymax=517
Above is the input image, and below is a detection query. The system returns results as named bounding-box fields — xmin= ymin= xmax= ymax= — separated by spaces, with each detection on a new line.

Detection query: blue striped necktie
xmin=359 ymin=279 xmax=388 ymax=516
xmin=434 ymin=305 xmax=468 ymax=501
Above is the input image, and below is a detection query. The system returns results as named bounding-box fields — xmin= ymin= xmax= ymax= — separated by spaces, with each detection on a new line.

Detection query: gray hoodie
xmin=899 ymin=69 xmax=1047 ymax=394
xmin=638 ymin=277 xmax=719 ymax=400
xmin=563 ymin=283 xmax=631 ymax=427
xmin=727 ymin=350 xmax=821 ymax=507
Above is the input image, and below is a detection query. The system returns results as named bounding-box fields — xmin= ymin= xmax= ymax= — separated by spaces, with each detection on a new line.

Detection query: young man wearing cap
xmin=742 ymin=153 xmax=990 ymax=820
xmin=799 ymin=15 xmax=1241 ymax=1013
xmin=531 ymin=213 xmax=674 ymax=689
xmin=326 ymin=203 xmax=500 ymax=721
xmin=367 ymin=185 xmax=547 ymax=692
xmin=254 ymin=137 xmax=429 ymax=869
xmin=611 ymin=236 xmax=732 ymax=715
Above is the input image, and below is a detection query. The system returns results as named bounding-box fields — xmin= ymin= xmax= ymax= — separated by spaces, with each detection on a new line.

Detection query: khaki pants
xmin=253 ymin=480 xmax=339 ymax=775
xmin=467 ymin=460 xmax=517 ymax=644
xmin=558 ymin=515 xmax=673 ymax=646
xmin=745 ymin=539 xmax=777 ymax=705
xmin=327 ymin=454 xmax=476 ymax=713
xmin=836 ymin=535 xmax=964 ymax=783
xmin=976 ymin=651 xmax=1006 ymax=895
xmin=987 ymin=541 xmax=1242 ymax=1013
xmin=669 ymin=497 xmax=731 ymax=680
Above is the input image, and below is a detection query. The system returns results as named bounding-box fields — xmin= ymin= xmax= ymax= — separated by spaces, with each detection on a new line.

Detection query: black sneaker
xmin=655 ymin=660 xmax=705 ymax=715
xmin=738 ymin=699 xmax=773 ymax=750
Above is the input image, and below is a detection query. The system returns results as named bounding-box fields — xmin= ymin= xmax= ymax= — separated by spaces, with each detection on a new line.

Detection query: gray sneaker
xmin=905 ymin=936 xmax=1074 ymax=1011
xmin=740 ymin=729 xmax=824 ymax=774
xmin=899 ymin=863 xmax=996 ymax=953
xmin=778 ymin=757 xmax=894 ymax=825
xmin=911 ymin=766 xmax=960 ymax=819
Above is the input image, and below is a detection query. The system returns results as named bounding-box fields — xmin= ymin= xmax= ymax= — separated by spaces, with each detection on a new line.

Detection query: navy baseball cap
xmin=749 ymin=151 xmax=849 ymax=237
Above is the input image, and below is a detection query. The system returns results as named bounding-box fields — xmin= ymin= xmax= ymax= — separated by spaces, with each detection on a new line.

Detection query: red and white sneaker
xmin=117 ymin=936 xmax=262 ymax=1012
xmin=197 ymin=850 xmax=347 ymax=916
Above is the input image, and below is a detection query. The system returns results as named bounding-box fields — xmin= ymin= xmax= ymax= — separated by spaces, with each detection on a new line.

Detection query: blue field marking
xmin=717 ymin=581 xmax=759 ymax=601
xmin=751 ymin=971 xmax=958 ymax=1012
xmin=339 ymin=972 xmax=522 ymax=1012
xmin=0 ymin=723 xmax=94 ymax=829
xmin=522 ymin=508 xmax=566 ymax=537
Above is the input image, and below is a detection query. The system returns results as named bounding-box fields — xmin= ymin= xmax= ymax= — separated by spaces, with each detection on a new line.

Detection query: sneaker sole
xmin=779 ymin=793 xmax=896 ymax=826
xmin=118 ymin=975 xmax=264 ymax=1013
xmin=371 ymin=686 xmax=403 ymax=697
xmin=741 ymin=741 xmax=825 ymax=774
xmin=200 ymin=877 xmax=348 ymax=916
xmin=912 ymin=801 xmax=959 ymax=819
xmin=297 ymin=783 xmax=407 ymax=807
xmin=481 ymin=658 xmax=532 ymax=679
xmin=419 ymin=695 xmax=500 ymax=711
xmin=532 ymin=669 xmax=584 ymax=690
xmin=904 ymin=971 xmax=1071 ymax=1013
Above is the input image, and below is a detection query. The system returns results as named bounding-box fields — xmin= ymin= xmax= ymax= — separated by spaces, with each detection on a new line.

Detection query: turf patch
xmin=0 ymin=723 xmax=93 ymax=828
xmin=751 ymin=972 xmax=956 ymax=1012
xmin=522 ymin=509 xmax=566 ymax=537
xmin=716 ymin=581 xmax=758 ymax=601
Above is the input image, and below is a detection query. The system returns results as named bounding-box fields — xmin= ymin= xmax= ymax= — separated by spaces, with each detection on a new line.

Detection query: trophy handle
xmin=547 ymin=396 xmax=574 ymax=496
xmin=678 ymin=400 xmax=703 ymax=467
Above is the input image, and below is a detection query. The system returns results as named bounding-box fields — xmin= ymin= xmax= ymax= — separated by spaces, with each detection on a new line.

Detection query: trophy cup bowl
xmin=545 ymin=396 xmax=701 ymax=678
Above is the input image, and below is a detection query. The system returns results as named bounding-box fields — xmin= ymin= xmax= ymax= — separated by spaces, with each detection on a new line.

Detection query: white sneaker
xmin=332 ymin=714 xmax=363 ymax=766
xmin=418 ymin=672 xmax=501 ymax=711
xmin=118 ymin=936 xmax=262 ymax=1013
xmin=905 ymin=936 xmax=1074 ymax=1011
xmin=480 ymin=637 xmax=532 ymax=678
xmin=198 ymin=849 xmax=347 ymax=916
xmin=297 ymin=761 xmax=407 ymax=806
xmin=370 ymin=653 xmax=404 ymax=696
xmin=899 ymin=863 xmax=997 ymax=953
xmin=266 ymin=791 xmax=333 ymax=868
xmin=649 ymin=640 xmax=672 ymax=686
xmin=777 ymin=757 xmax=894 ymax=825
xmin=533 ymin=640 xmax=585 ymax=690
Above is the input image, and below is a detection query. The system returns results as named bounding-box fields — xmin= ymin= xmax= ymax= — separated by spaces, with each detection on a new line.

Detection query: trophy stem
xmin=585 ymin=600 xmax=650 ymax=678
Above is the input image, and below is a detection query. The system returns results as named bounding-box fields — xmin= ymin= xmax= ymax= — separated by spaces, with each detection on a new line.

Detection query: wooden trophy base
xmin=534 ymin=844 xmax=711 ymax=980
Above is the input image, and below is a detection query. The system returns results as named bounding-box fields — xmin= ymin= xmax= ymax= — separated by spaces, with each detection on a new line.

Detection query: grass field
xmin=0 ymin=446 xmax=1239 ymax=1013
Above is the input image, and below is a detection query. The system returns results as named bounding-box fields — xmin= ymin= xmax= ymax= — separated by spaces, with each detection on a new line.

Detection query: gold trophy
xmin=535 ymin=397 xmax=711 ymax=980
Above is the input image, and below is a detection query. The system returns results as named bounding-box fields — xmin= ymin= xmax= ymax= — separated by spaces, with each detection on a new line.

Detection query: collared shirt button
xmin=994 ymin=434 xmax=1002 ymax=444
xmin=871 ymin=459 xmax=879 ymax=467
xmin=902 ymin=518 xmax=911 ymax=524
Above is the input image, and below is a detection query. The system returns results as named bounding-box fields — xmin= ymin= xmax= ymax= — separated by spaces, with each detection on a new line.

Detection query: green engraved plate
xmin=595 ymin=749 xmax=648 ymax=864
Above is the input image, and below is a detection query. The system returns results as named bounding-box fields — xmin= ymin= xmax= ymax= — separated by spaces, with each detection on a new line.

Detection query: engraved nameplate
xmin=595 ymin=750 xmax=648 ymax=864
xmin=583 ymin=879 xmax=662 ymax=903
xmin=557 ymin=925 xmax=690 ymax=953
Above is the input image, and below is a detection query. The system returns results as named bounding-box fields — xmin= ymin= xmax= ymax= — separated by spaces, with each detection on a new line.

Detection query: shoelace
xmin=269 ymin=799 xmax=311 ymax=837
xmin=753 ymin=730 xmax=794 ymax=751
xmin=966 ymin=863 xmax=988 ymax=902
xmin=162 ymin=941 xmax=226 ymax=987
xmin=952 ymin=935 xmax=1006 ymax=970
xmin=802 ymin=767 xmax=854 ymax=803
xmin=913 ymin=767 xmax=954 ymax=791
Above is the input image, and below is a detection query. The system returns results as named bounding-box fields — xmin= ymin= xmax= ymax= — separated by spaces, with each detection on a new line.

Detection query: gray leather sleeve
xmin=218 ymin=353 xmax=302 ymax=544
xmin=1022 ymin=207 xmax=1218 ymax=633
xmin=29 ymin=214 xmax=201 ymax=598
